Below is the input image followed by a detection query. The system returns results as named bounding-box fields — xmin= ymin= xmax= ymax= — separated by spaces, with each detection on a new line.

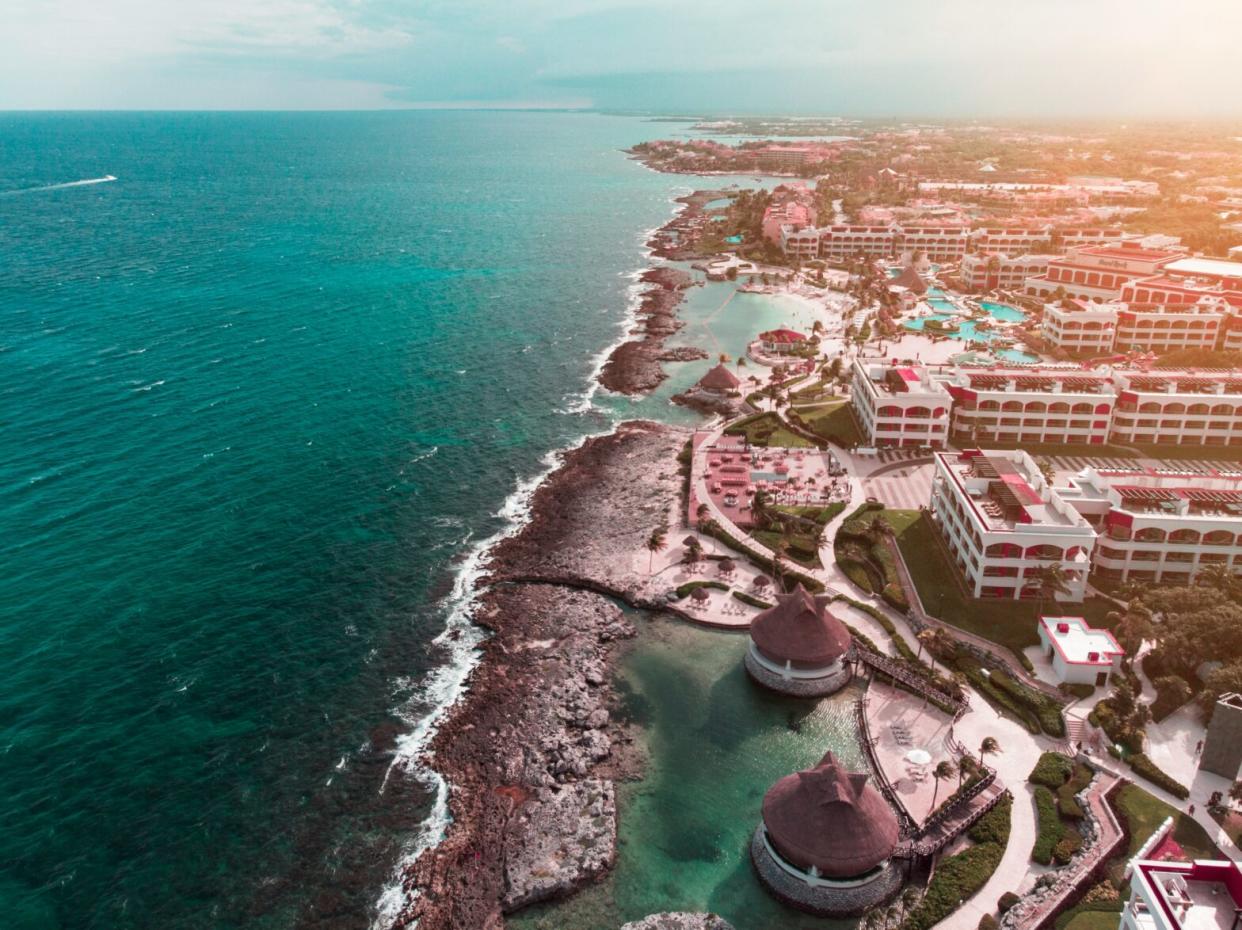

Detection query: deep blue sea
xmin=0 ymin=111 xmax=749 ymax=930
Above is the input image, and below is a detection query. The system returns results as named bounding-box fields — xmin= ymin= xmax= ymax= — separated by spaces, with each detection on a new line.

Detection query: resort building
xmin=763 ymin=195 xmax=818 ymax=247
xmin=960 ymin=253 xmax=1052 ymax=292
xmin=1056 ymin=466 xmax=1242 ymax=586
xmin=1120 ymin=274 xmax=1242 ymax=311
xmin=929 ymin=450 xmax=1096 ymax=601
xmin=1111 ymin=302 xmax=1229 ymax=354
xmin=939 ymin=367 xmax=1116 ymax=447
xmin=971 ymin=226 xmax=1053 ymax=254
xmin=1161 ymin=256 xmax=1242 ymax=290
xmin=744 ymin=586 xmax=853 ymax=697
xmin=1040 ymin=300 xmax=1120 ymax=356
xmin=751 ymin=751 xmax=903 ymax=916
xmin=758 ymin=329 xmax=809 ymax=355
xmin=894 ymin=225 xmax=970 ymax=262
xmin=1036 ymin=616 xmax=1124 ymax=687
xmin=1200 ymin=693 xmax=1242 ymax=779
xmin=850 ymin=358 xmax=951 ymax=449
xmin=1120 ymin=858 xmax=1242 ymax=930
xmin=1108 ymin=370 xmax=1242 ymax=448
xmin=817 ymin=225 xmax=899 ymax=261
xmin=1024 ymin=245 xmax=1182 ymax=302
xmin=1056 ymin=227 xmax=1137 ymax=251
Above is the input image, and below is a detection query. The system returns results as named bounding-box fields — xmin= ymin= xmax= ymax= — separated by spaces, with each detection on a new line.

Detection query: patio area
xmin=696 ymin=434 xmax=849 ymax=530
xmin=863 ymin=679 xmax=957 ymax=825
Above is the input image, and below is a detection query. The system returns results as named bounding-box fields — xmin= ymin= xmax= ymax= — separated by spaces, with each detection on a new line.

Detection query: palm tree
xmin=1114 ymin=609 xmax=1153 ymax=655
xmin=978 ymin=736 xmax=1000 ymax=768
xmin=1033 ymin=563 xmax=1072 ymax=615
xmin=695 ymin=502 xmax=710 ymax=528
xmin=645 ymin=526 xmax=668 ymax=575
xmin=1230 ymin=779 xmax=1242 ymax=806
xmin=930 ymin=760 xmax=957 ymax=808
xmin=956 ymin=754 xmax=979 ymax=787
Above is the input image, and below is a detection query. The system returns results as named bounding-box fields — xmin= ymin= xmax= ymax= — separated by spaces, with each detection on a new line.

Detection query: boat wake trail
xmin=1 ymin=175 xmax=117 ymax=196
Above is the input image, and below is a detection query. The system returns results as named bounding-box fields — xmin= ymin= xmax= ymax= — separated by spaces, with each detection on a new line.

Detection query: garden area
xmin=751 ymin=501 xmax=845 ymax=569
xmin=1028 ymin=752 xmax=1094 ymax=865
xmin=722 ymin=411 xmax=814 ymax=449
xmin=786 ymin=400 xmax=863 ymax=448
xmin=832 ymin=502 xmax=915 ymax=612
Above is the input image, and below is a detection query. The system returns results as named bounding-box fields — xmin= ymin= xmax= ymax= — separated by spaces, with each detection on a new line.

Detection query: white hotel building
xmin=1121 ymin=859 xmax=1242 ymax=930
xmin=929 ymin=450 xmax=1096 ymax=601
xmin=1024 ymin=245 xmax=1182 ymax=302
xmin=1108 ymin=370 xmax=1242 ymax=449
xmin=938 ymin=367 xmax=1117 ymax=447
xmin=960 ymin=253 xmax=1052 ymax=292
xmin=850 ymin=359 xmax=951 ymax=449
xmin=1056 ymin=466 xmax=1242 ymax=587
xmin=1040 ymin=300 xmax=1119 ymax=356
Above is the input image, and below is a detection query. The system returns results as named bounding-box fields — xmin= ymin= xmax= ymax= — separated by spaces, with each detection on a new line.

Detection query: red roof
xmin=759 ymin=329 xmax=807 ymax=344
xmin=697 ymin=363 xmax=741 ymax=391
xmin=749 ymin=585 xmax=851 ymax=668
xmin=762 ymin=750 xmax=899 ymax=878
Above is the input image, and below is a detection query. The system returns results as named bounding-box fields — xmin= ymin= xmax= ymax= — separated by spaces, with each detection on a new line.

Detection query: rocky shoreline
xmin=598 ymin=266 xmax=698 ymax=395
xmin=598 ymin=187 xmax=738 ymax=396
xmin=393 ymin=421 xmax=689 ymax=929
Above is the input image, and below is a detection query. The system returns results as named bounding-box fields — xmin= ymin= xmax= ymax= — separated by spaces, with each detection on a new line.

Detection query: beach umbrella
xmin=682 ymin=535 xmax=700 ymax=548
xmin=691 ymin=587 xmax=711 ymax=603
xmin=718 ymin=558 xmax=736 ymax=574
xmin=754 ymin=575 xmax=771 ymax=589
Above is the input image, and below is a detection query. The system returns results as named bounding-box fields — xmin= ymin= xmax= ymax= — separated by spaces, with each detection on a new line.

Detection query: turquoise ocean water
xmin=0 ymin=111 xmax=734 ymax=930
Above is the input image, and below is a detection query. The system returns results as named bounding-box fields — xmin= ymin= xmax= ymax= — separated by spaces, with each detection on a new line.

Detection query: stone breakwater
xmin=393 ymin=422 xmax=688 ymax=929
xmin=599 ymin=266 xmax=697 ymax=395
xmin=621 ymin=914 xmax=737 ymax=930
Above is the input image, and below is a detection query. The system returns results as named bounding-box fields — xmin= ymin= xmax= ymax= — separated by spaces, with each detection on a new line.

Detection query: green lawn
xmin=724 ymin=412 xmax=814 ymax=449
xmin=887 ymin=510 xmax=1116 ymax=656
xmin=1108 ymin=783 xmax=1222 ymax=884
xmin=751 ymin=503 xmax=844 ymax=569
xmin=1062 ymin=910 xmax=1124 ymax=930
xmin=788 ymin=402 xmax=862 ymax=448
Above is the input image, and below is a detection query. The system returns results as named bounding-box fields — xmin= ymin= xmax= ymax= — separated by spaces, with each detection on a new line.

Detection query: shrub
xmin=731 ymin=590 xmax=772 ymax=609
xmin=1128 ymin=753 xmax=1190 ymax=800
xmin=881 ymin=581 xmax=910 ymax=613
xmin=978 ymin=917 xmax=999 ymax=930
xmin=1060 ymin=682 xmax=1096 ymax=700
xmin=900 ymin=840 xmax=1005 ymax=930
xmin=968 ymin=795 xmax=1013 ymax=846
xmin=673 ymin=580 xmax=728 ymax=598
xmin=1031 ymin=786 xmax=1064 ymax=865
xmin=1052 ymin=827 xmax=1083 ymax=865
xmin=1150 ymin=675 xmax=1193 ymax=723
xmin=1029 ymin=752 xmax=1074 ymax=789
xmin=998 ymin=891 xmax=1020 ymax=913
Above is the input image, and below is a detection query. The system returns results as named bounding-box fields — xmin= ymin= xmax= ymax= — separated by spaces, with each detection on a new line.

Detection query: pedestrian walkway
xmin=863 ymin=470 xmax=933 ymax=511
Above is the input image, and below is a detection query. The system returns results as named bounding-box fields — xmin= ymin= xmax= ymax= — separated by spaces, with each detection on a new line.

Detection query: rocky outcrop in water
xmin=392 ymin=422 xmax=687 ymax=929
xmin=621 ymin=914 xmax=737 ymax=930
xmin=599 ymin=267 xmax=695 ymax=395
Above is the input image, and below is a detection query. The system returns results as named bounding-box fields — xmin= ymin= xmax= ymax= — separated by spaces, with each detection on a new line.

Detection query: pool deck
xmin=863 ymin=679 xmax=957 ymax=825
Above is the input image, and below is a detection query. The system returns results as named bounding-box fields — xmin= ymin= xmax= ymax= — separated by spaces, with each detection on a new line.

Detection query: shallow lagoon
xmin=511 ymin=614 xmax=862 ymax=930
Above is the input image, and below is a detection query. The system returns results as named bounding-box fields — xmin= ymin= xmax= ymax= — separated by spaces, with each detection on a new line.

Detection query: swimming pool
xmin=979 ymin=301 xmax=1026 ymax=323
xmin=928 ymin=297 xmax=956 ymax=312
xmin=995 ymin=348 xmax=1040 ymax=363
xmin=724 ymin=234 xmax=743 ymax=244
xmin=750 ymin=471 xmax=789 ymax=482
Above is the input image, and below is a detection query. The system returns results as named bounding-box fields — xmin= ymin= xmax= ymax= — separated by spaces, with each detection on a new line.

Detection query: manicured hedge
xmin=968 ymin=795 xmax=1013 ymax=846
xmin=900 ymin=797 xmax=1009 ymax=930
xmin=1032 ymin=785 xmax=1064 ymax=865
xmin=674 ymin=580 xmax=728 ymax=598
xmin=731 ymin=590 xmax=772 ymax=609
xmin=1029 ymin=752 xmax=1074 ymax=790
xmin=1128 ymin=753 xmax=1190 ymax=800
xmin=698 ymin=521 xmax=824 ymax=593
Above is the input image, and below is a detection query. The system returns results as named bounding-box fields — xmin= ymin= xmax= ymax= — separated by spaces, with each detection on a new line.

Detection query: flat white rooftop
xmin=1040 ymin=616 xmax=1123 ymax=666
xmin=1164 ymin=257 xmax=1242 ymax=280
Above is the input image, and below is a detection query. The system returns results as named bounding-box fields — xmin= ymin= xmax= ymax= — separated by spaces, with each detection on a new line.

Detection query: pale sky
xmin=3 ymin=0 xmax=1241 ymax=115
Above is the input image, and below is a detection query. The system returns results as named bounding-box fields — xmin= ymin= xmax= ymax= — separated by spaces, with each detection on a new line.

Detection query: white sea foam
xmin=371 ymin=182 xmax=688 ymax=929
xmin=369 ymin=432 xmax=609 ymax=929
xmin=1 ymin=175 xmax=117 ymax=196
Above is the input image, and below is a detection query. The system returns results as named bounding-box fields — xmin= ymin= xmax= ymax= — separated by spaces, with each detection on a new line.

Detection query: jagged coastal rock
xmin=599 ymin=267 xmax=694 ymax=394
xmin=395 ymin=421 xmax=686 ymax=929
xmin=621 ymin=914 xmax=737 ymax=930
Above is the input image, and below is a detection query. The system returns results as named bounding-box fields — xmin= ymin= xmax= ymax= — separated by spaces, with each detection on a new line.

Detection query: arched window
xmin=1024 ymin=544 xmax=1064 ymax=560
xmin=1163 ymin=402 xmax=1186 ymax=415
xmin=1071 ymin=402 xmax=1092 ymax=414
xmin=1169 ymin=529 xmax=1200 ymax=545
xmin=1204 ymin=530 xmax=1234 ymax=547
xmin=1135 ymin=527 xmax=1166 ymax=543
